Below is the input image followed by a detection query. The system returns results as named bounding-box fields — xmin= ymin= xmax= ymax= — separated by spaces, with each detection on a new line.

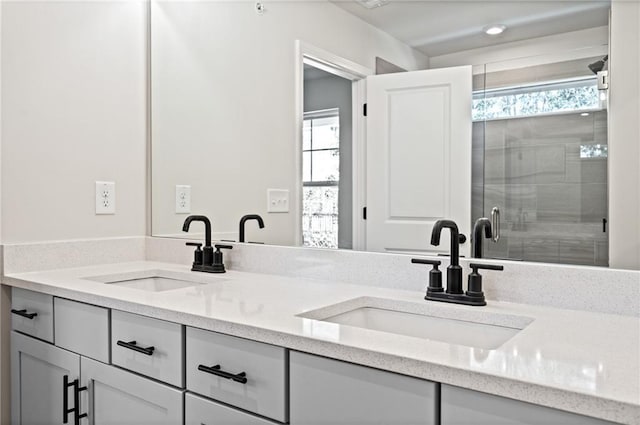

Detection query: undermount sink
xmin=300 ymin=297 xmax=533 ymax=350
xmin=84 ymin=270 xmax=224 ymax=292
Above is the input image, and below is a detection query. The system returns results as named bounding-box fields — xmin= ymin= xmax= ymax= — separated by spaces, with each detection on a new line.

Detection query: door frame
xmin=294 ymin=40 xmax=373 ymax=250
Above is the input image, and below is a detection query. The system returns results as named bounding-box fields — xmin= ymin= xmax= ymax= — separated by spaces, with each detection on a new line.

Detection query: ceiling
xmin=331 ymin=1 xmax=610 ymax=57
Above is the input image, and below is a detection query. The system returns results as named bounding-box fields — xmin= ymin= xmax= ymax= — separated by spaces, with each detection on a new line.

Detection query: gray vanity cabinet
xmin=441 ymin=384 xmax=616 ymax=425
xmin=290 ymin=351 xmax=438 ymax=425
xmin=11 ymin=331 xmax=80 ymax=425
xmin=81 ymin=357 xmax=184 ymax=425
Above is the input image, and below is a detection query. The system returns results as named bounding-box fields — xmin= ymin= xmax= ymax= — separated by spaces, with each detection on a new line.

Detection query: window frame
xmin=303 ymin=108 xmax=340 ymax=186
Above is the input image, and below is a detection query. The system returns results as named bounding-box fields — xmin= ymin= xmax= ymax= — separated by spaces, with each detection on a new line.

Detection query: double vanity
xmin=4 ymin=238 xmax=639 ymax=425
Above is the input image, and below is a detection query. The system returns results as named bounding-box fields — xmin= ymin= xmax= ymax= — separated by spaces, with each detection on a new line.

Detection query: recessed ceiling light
xmin=484 ymin=25 xmax=506 ymax=36
xmin=581 ymin=112 xmax=590 ymax=117
xmin=358 ymin=0 xmax=389 ymax=9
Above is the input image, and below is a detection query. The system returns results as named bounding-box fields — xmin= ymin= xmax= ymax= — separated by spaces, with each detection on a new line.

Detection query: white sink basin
xmin=300 ymin=297 xmax=533 ymax=349
xmin=84 ymin=270 xmax=224 ymax=292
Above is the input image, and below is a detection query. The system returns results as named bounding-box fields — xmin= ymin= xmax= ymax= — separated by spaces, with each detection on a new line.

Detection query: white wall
xmin=1 ymin=1 xmax=148 ymax=243
xmin=608 ymin=0 xmax=640 ymax=270
xmin=430 ymin=26 xmax=609 ymax=73
xmin=151 ymin=1 xmax=429 ymax=245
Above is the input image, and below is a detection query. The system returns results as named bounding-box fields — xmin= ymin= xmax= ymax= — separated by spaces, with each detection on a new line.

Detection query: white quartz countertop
xmin=4 ymin=261 xmax=640 ymax=424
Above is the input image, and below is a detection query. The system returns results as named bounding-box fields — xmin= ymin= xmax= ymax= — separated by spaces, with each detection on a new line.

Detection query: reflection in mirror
xmin=151 ymin=0 xmax=611 ymax=267
xmin=474 ymin=60 xmax=609 ymax=266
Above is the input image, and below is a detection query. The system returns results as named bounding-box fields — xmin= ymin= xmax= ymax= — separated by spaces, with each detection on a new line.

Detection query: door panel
xmin=11 ymin=331 xmax=81 ymax=425
xmin=366 ymin=66 xmax=472 ymax=256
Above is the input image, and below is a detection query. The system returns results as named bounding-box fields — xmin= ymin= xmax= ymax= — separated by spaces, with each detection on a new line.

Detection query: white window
xmin=473 ymin=77 xmax=603 ymax=121
xmin=302 ymin=109 xmax=340 ymax=249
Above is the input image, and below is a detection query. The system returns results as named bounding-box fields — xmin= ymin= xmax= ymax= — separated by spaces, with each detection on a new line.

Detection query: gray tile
xmin=505 ymin=185 xmax=537 ymax=225
xmin=595 ymin=240 xmax=609 ymax=267
xmin=522 ymin=238 xmax=560 ymax=263
xmin=471 ymin=184 xmax=485 ymax=226
xmin=483 ymin=234 xmax=509 ymax=258
xmin=557 ymin=239 xmax=596 ymax=266
xmin=533 ymin=144 xmax=566 ymax=184
xmin=483 ymin=120 xmax=508 ymax=149
xmin=484 ymin=147 xmax=507 ymax=184
xmin=483 ymin=184 xmax=506 ymax=217
xmin=580 ymin=183 xmax=607 ymax=222
xmin=536 ymin=184 xmax=582 ymax=222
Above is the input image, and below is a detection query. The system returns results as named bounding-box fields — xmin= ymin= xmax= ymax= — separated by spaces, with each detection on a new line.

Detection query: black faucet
xmin=430 ymin=220 xmax=463 ymax=294
xmin=239 ymin=214 xmax=265 ymax=243
xmin=183 ymin=215 xmax=215 ymax=272
xmin=412 ymin=219 xmax=503 ymax=306
xmin=472 ymin=217 xmax=493 ymax=258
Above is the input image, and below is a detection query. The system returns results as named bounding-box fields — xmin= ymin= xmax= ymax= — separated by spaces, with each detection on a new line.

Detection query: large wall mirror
xmin=151 ymin=0 xmax=612 ymax=267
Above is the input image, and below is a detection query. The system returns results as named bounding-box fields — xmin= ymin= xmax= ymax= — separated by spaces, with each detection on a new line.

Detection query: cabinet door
xmin=441 ymin=384 xmax=617 ymax=425
xmin=290 ymin=351 xmax=438 ymax=425
xmin=80 ymin=356 xmax=183 ymax=425
xmin=11 ymin=331 xmax=80 ymax=425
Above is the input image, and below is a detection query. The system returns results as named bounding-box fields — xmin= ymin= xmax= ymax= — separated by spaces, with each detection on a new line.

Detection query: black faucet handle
xmin=210 ymin=245 xmax=233 ymax=273
xmin=470 ymin=263 xmax=504 ymax=272
xmin=466 ymin=263 xmax=503 ymax=305
xmin=412 ymin=259 xmax=444 ymax=295
xmin=186 ymin=242 xmax=204 ymax=269
xmin=411 ymin=258 xmax=441 ymax=267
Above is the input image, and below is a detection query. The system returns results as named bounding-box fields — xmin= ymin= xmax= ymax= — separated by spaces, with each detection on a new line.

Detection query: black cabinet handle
xmin=198 ymin=364 xmax=247 ymax=384
xmin=116 ymin=340 xmax=155 ymax=356
xmin=63 ymin=375 xmax=87 ymax=425
xmin=11 ymin=309 xmax=37 ymax=319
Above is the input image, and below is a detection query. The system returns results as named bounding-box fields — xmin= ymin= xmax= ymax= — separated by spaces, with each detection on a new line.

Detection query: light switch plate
xmin=267 ymin=189 xmax=289 ymax=213
xmin=95 ymin=181 xmax=115 ymax=214
xmin=175 ymin=185 xmax=191 ymax=214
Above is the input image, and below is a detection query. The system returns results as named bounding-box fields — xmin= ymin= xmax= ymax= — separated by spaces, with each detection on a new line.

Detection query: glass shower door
xmin=473 ymin=55 xmax=609 ymax=266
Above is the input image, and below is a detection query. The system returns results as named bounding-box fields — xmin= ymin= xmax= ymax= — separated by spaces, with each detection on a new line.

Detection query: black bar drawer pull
xmin=11 ymin=309 xmax=37 ymax=319
xmin=116 ymin=340 xmax=155 ymax=356
xmin=198 ymin=364 xmax=248 ymax=384
xmin=63 ymin=375 xmax=87 ymax=425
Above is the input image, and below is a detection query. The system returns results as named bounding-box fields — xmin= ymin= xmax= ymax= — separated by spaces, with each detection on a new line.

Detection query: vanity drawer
xmin=186 ymin=327 xmax=287 ymax=422
xmin=11 ymin=288 xmax=54 ymax=343
xmin=185 ymin=392 xmax=274 ymax=425
xmin=111 ymin=310 xmax=184 ymax=387
xmin=54 ymin=298 xmax=109 ymax=363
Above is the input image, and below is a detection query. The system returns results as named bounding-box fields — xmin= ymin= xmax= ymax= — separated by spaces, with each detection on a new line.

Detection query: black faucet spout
xmin=182 ymin=215 xmax=212 ymax=247
xmin=239 ymin=214 xmax=265 ymax=243
xmin=431 ymin=219 xmax=460 ymax=266
xmin=431 ymin=219 xmax=463 ymax=295
xmin=472 ymin=218 xmax=493 ymax=259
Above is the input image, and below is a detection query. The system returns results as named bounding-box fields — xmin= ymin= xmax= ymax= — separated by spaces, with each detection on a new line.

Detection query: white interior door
xmin=365 ymin=66 xmax=472 ymax=256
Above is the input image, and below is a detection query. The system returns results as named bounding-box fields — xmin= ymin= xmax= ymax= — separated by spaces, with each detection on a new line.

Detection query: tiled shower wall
xmin=473 ymin=111 xmax=608 ymax=266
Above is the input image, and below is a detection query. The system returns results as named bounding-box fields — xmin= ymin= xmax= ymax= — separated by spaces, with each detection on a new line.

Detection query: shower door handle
xmin=491 ymin=207 xmax=501 ymax=243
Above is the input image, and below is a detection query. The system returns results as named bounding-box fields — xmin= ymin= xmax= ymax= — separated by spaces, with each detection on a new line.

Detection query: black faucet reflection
xmin=239 ymin=214 xmax=265 ymax=243
xmin=472 ymin=217 xmax=493 ymax=259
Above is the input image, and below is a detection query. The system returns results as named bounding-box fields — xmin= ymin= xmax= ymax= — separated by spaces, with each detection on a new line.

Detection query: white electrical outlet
xmin=267 ymin=189 xmax=289 ymax=213
xmin=175 ymin=185 xmax=191 ymax=214
xmin=95 ymin=181 xmax=116 ymax=214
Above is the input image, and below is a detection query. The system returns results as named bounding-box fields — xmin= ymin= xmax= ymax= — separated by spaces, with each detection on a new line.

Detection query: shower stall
xmin=473 ymin=54 xmax=609 ymax=266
